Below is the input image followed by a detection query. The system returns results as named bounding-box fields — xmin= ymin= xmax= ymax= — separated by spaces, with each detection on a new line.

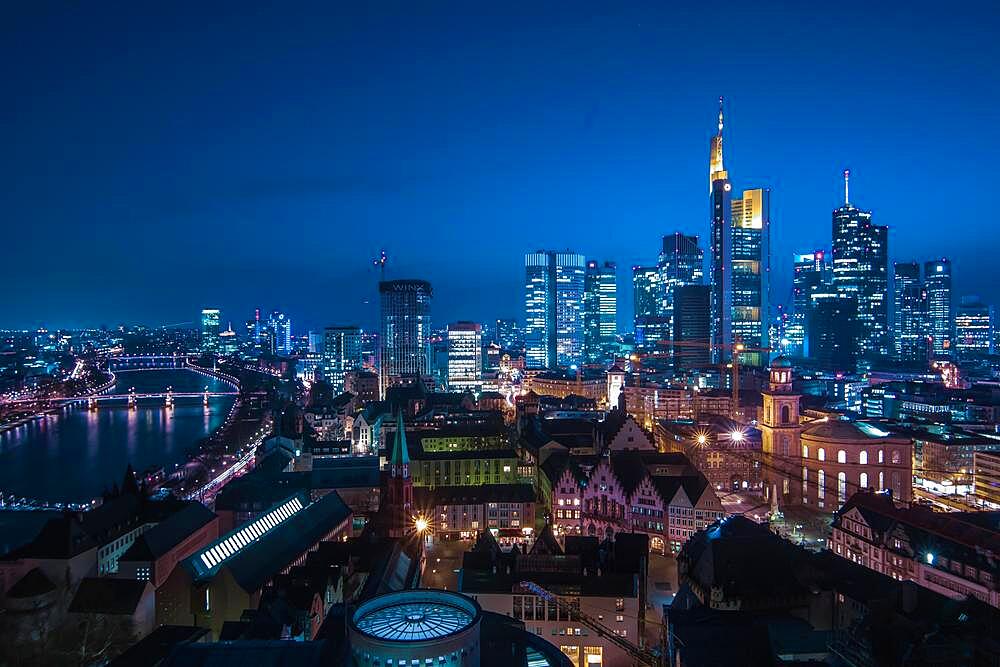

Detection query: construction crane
xmin=519 ymin=581 xmax=664 ymax=667
xmin=631 ymin=339 xmax=771 ymax=420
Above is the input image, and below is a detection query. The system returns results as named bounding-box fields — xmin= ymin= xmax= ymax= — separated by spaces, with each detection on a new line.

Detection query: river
xmin=0 ymin=369 xmax=237 ymax=504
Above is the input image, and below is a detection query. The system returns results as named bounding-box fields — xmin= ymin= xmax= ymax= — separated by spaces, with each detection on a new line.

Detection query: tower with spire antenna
xmin=383 ymin=410 xmax=413 ymax=538
xmin=708 ymin=96 xmax=771 ymax=368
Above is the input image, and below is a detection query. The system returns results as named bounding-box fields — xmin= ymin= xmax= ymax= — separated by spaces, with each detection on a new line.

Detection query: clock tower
xmin=759 ymin=356 xmax=802 ymax=507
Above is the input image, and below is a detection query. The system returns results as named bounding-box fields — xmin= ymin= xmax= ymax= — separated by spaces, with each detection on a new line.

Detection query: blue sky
xmin=3 ymin=1 xmax=999 ymax=332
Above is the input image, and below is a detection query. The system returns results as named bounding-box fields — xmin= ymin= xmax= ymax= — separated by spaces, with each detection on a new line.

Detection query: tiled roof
xmin=120 ymin=502 xmax=216 ymax=562
xmin=69 ymin=577 xmax=150 ymax=615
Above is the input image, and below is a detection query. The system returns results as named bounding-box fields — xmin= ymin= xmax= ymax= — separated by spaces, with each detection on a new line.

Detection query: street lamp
xmin=414 ymin=516 xmax=429 ymax=535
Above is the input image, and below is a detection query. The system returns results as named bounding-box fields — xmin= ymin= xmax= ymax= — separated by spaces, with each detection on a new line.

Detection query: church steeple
xmin=390 ymin=410 xmax=409 ymax=479
xmin=709 ymin=96 xmax=728 ymax=191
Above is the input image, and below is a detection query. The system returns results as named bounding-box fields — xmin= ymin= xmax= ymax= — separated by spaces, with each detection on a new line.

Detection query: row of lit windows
xmin=198 ymin=497 xmax=303 ymax=570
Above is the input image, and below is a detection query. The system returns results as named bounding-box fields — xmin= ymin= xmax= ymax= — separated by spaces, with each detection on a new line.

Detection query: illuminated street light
xmin=414 ymin=516 xmax=429 ymax=534
xmin=729 ymin=430 xmax=745 ymax=442
xmin=696 ymin=433 xmax=707 ymax=445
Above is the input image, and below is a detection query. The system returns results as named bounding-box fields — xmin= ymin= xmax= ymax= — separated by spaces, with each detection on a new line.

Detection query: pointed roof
xmin=529 ymin=523 xmax=563 ymax=556
xmin=390 ymin=411 xmax=409 ymax=468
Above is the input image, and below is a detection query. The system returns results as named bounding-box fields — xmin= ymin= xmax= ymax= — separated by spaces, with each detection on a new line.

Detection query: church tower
xmin=385 ymin=411 xmax=413 ymax=538
xmin=759 ymin=356 xmax=802 ymax=507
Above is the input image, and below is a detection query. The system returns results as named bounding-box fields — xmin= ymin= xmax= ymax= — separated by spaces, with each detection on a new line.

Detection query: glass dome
xmin=354 ymin=594 xmax=475 ymax=642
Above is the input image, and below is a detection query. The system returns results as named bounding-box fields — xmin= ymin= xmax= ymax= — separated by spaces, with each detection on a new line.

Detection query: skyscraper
xmin=583 ymin=261 xmax=617 ymax=363
xmin=524 ymin=251 xmax=586 ymax=368
xmin=708 ymin=98 xmax=770 ymax=366
xmin=267 ymin=310 xmax=292 ymax=355
xmin=200 ymin=309 xmax=220 ymax=353
xmin=924 ymin=258 xmax=953 ymax=358
xmin=494 ymin=318 xmax=519 ymax=350
xmin=672 ymin=285 xmax=711 ymax=370
xmin=658 ymin=232 xmax=704 ymax=326
xmin=447 ymin=321 xmax=483 ymax=392
xmin=955 ymin=296 xmax=994 ymax=357
xmin=892 ymin=261 xmax=927 ymax=363
xmin=525 ymin=252 xmax=556 ymax=369
xmin=786 ymin=251 xmax=831 ymax=355
xmin=807 ymin=291 xmax=858 ymax=372
xmin=323 ymin=326 xmax=362 ymax=394
xmin=632 ymin=266 xmax=661 ymax=322
xmin=832 ymin=170 xmax=888 ymax=360
xmin=379 ymin=279 xmax=432 ymax=392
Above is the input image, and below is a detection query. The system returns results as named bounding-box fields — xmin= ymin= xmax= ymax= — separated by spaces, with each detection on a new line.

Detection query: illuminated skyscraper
xmin=672 ymin=284 xmax=711 ymax=370
xmin=658 ymin=232 xmax=704 ymax=324
xmin=447 ymin=321 xmax=483 ymax=392
xmin=379 ymin=280 xmax=432 ymax=391
xmin=493 ymin=318 xmax=519 ymax=350
xmin=786 ymin=251 xmax=831 ymax=355
xmin=267 ymin=310 xmax=292 ymax=355
xmin=832 ymin=170 xmax=888 ymax=360
xmin=955 ymin=296 xmax=994 ymax=357
xmin=892 ymin=261 xmax=927 ymax=363
xmin=924 ymin=258 xmax=953 ymax=358
xmin=583 ymin=261 xmax=617 ymax=363
xmin=708 ymin=98 xmax=770 ymax=366
xmin=632 ymin=266 xmax=661 ymax=322
xmin=200 ymin=308 xmax=220 ymax=353
xmin=524 ymin=251 xmax=585 ymax=368
xmin=323 ymin=326 xmax=362 ymax=394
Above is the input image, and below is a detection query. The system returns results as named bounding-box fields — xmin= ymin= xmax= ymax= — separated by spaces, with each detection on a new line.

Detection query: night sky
xmin=4 ymin=2 xmax=1000 ymax=333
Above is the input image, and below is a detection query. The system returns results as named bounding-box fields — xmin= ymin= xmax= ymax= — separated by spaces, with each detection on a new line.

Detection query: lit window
xmin=818 ymin=448 xmax=826 ymax=462
xmin=837 ymin=450 xmax=846 ymax=464
xmin=859 ymin=450 xmax=868 ymax=465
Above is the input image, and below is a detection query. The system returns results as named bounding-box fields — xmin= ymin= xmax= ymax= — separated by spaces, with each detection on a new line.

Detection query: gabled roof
xmin=609 ymin=451 xmax=651 ymax=496
xmin=121 ymin=502 xmax=217 ymax=562
xmin=6 ymin=568 xmax=55 ymax=598
xmin=529 ymin=524 xmax=563 ymax=556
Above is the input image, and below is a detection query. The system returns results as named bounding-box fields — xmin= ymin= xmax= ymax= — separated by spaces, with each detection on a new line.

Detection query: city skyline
xmin=4 ymin=3 xmax=1000 ymax=332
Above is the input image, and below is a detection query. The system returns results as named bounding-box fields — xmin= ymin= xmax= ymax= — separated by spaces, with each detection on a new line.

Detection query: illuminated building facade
xmin=524 ymin=251 xmax=585 ymax=368
xmin=758 ymin=357 xmax=803 ymax=508
xmin=955 ymin=296 xmax=995 ymax=357
xmin=583 ymin=260 xmax=617 ymax=363
xmin=379 ymin=280 xmax=432 ymax=391
xmin=832 ymin=170 xmax=888 ymax=359
xmin=708 ymin=98 xmax=770 ymax=365
xmin=924 ymin=258 xmax=953 ymax=357
xmin=447 ymin=321 xmax=483 ymax=392
xmin=893 ymin=261 xmax=928 ymax=363
xmin=787 ymin=250 xmax=831 ymax=355
xmin=265 ymin=310 xmax=292 ymax=355
xmin=494 ymin=318 xmax=519 ymax=349
xmin=632 ymin=265 xmax=661 ymax=325
xmin=658 ymin=232 xmax=704 ymax=324
xmin=200 ymin=308 xmax=220 ymax=352
xmin=323 ymin=326 xmax=362 ymax=394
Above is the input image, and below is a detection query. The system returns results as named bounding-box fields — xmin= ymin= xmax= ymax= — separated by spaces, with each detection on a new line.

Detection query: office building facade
xmin=924 ymin=258 xmax=953 ymax=358
xmin=786 ymin=251 xmax=831 ymax=355
xmin=893 ymin=261 xmax=927 ymax=363
xmin=379 ymin=279 xmax=432 ymax=391
xmin=323 ymin=326 xmax=363 ymax=394
xmin=447 ymin=321 xmax=483 ymax=392
xmin=200 ymin=309 xmax=220 ymax=353
xmin=672 ymin=285 xmax=711 ymax=370
xmin=583 ymin=261 xmax=617 ymax=363
xmin=955 ymin=296 xmax=994 ymax=357
xmin=832 ymin=170 xmax=888 ymax=360
xmin=708 ymin=100 xmax=770 ymax=366
xmin=524 ymin=251 xmax=586 ymax=369
xmin=807 ymin=292 xmax=858 ymax=372
xmin=658 ymin=233 xmax=704 ymax=324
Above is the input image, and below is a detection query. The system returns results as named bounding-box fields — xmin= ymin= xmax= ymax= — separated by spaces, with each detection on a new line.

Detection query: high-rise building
xmin=672 ymin=285 xmax=711 ymax=370
xmin=955 ymin=296 xmax=994 ymax=357
xmin=708 ymin=99 xmax=770 ymax=366
xmin=892 ymin=261 xmax=928 ymax=363
xmin=379 ymin=280 xmax=432 ymax=392
xmin=924 ymin=258 xmax=953 ymax=358
xmin=583 ymin=261 xmax=617 ymax=363
xmin=323 ymin=326 xmax=362 ymax=394
xmin=267 ymin=310 xmax=292 ymax=355
xmin=524 ymin=251 xmax=585 ymax=368
xmin=632 ymin=265 xmax=661 ymax=322
xmin=494 ymin=318 xmax=519 ymax=350
xmin=807 ymin=291 xmax=858 ymax=372
xmin=308 ymin=331 xmax=324 ymax=354
xmin=832 ymin=170 xmax=888 ymax=360
xmin=200 ymin=309 xmax=220 ymax=353
xmin=447 ymin=322 xmax=483 ymax=392
xmin=658 ymin=233 xmax=704 ymax=324
xmin=786 ymin=251 xmax=831 ymax=355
